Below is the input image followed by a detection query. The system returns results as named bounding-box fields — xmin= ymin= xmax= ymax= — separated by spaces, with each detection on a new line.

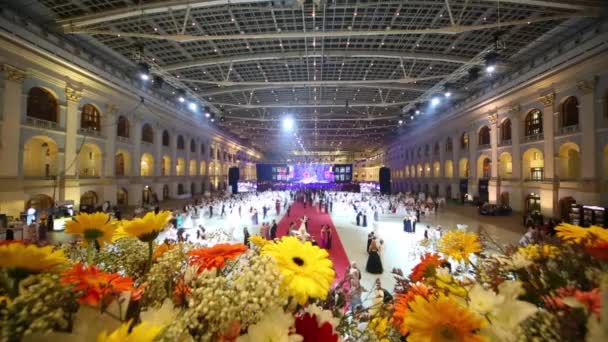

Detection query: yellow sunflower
xmin=249 ymin=234 xmax=270 ymax=248
xmin=119 ymin=211 xmax=172 ymax=242
xmin=556 ymin=224 xmax=608 ymax=245
xmin=405 ymin=295 xmax=488 ymax=342
xmin=261 ymin=236 xmax=335 ymax=305
xmin=0 ymin=242 xmax=67 ymax=276
xmin=438 ymin=230 xmax=482 ymax=262
xmin=65 ymin=212 xmax=117 ymax=247
xmin=517 ymin=244 xmax=559 ymax=260
xmin=97 ymin=320 xmax=163 ymax=342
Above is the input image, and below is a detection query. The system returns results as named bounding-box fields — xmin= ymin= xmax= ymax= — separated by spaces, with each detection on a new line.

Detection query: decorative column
xmin=509 ymin=105 xmax=524 ymax=212
xmin=64 ymin=86 xmax=82 ymax=177
xmin=102 ymin=104 xmax=117 ymax=204
xmin=451 ymin=134 xmax=459 ymax=200
xmin=488 ymin=111 xmax=499 ymax=204
xmin=129 ymin=117 xmax=143 ymax=206
xmin=468 ymin=125 xmax=478 ymax=197
xmin=539 ymin=91 xmax=557 ymax=217
xmin=577 ymin=78 xmax=600 ymax=204
xmin=154 ymin=125 xmax=162 ymax=177
xmin=0 ymin=64 xmax=25 ymax=177
xmin=103 ymin=104 xmax=117 ymax=178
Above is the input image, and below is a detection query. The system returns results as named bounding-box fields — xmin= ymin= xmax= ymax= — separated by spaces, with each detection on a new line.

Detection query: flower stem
xmin=145 ymin=240 xmax=153 ymax=274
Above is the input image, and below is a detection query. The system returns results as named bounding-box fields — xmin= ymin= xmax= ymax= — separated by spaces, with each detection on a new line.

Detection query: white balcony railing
xmin=523 ymin=133 xmax=543 ymax=142
xmin=498 ymin=139 xmax=512 ymax=146
xmin=117 ymin=136 xmax=130 ymax=144
xmin=478 ymin=143 xmax=491 ymax=150
xmin=560 ymin=125 xmax=579 ymax=135
xmin=24 ymin=116 xmax=59 ymax=130
xmin=78 ymin=127 xmax=104 ymax=138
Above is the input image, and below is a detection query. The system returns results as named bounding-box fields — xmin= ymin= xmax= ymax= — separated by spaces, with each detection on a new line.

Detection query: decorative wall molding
xmin=65 ymin=86 xmax=83 ymax=102
xmin=487 ymin=111 xmax=498 ymax=125
xmin=576 ymin=77 xmax=597 ymax=94
xmin=1 ymin=64 xmax=26 ymax=83
xmin=539 ymin=92 xmax=555 ymax=107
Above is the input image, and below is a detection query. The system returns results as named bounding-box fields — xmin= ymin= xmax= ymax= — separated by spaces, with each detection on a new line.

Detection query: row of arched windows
xmin=399 ymin=96 xmax=581 ymax=162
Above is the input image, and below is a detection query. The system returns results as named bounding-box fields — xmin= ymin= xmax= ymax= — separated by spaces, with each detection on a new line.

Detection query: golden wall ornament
xmin=65 ymin=86 xmax=82 ymax=102
xmin=538 ymin=92 xmax=555 ymax=107
xmin=1 ymin=64 xmax=26 ymax=83
xmin=487 ymin=111 xmax=498 ymax=125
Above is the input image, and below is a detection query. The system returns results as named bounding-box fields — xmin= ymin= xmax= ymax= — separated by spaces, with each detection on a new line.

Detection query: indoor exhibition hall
xmin=0 ymin=1 xmax=607 ymax=341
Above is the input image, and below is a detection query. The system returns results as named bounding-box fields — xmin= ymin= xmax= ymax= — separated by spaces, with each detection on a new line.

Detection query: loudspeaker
xmin=379 ymin=167 xmax=391 ymax=194
xmin=228 ymin=167 xmax=239 ymax=185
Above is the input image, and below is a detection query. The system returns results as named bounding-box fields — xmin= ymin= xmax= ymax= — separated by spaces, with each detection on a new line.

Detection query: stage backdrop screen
xmin=257 ymin=164 xmax=352 ymax=183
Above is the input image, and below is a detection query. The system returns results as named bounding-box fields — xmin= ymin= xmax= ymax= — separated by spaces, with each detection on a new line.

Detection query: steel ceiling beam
xmin=198 ymin=83 xmax=430 ymax=96
xmin=478 ymin=0 xmax=603 ymax=11
xmin=65 ymin=14 xmax=590 ymax=41
xmin=224 ymin=116 xmax=400 ymax=121
xmin=56 ymin=0 xmax=277 ymax=29
xmin=181 ymin=74 xmax=452 ymax=87
xmin=163 ymin=50 xmax=473 ymax=71
xmin=214 ymin=101 xmax=411 ymax=108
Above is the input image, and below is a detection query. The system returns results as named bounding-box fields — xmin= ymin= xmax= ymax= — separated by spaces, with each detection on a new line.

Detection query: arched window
xmin=27 ymin=87 xmax=58 ymax=122
xmin=117 ymin=116 xmax=130 ymax=138
xmin=500 ymin=119 xmax=512 ymax=143
xmin=434 ymin=142 xmax=440 ymax=155
xmin=525 ymin=109 xmax=543 ymax=136
xmin=190 ymin=139 xmax=196 ymax=153
xmin=115 ymin=153 xmax=125 ymax=176
xmin=162 ymin=130 xmax=170 ymax=147
xmin=424 ymin=145 xmax=430 ymax=156
xmin=201 ymin=143 xmax=206 ymax=155
xmin=177 ymin=135 xmax=185 ymax=150
xmin=446 ymin=138 xmax=453 ymax=152
xmin=80 ymin=104 xmax=101 ymax=131
xmin=561 ymin=96 xmax=579 ymax=127
xmin=478 ymin=126 xmax=490 ymax=146
xmin=460 ymin=132 xmax=469 ymax=150
xmin=142 ymin=124 xmax=154 ymax=143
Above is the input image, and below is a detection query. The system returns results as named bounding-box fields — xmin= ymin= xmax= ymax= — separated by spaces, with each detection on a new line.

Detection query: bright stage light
xmin=283 ymin=117 xmax=294 ymax=131
xmin=205 ymin=112 xmax=210 ymax=118
xmin=431 ymin=97 xmax=441 ymax=106
xmin=178 ymin=96 xmax=185 ymax=103
xmin=188 ymin=102 xmax=197 ymax=111
xmin=444 ymin=91 xmax=451 ymax=98
xmin=486 ymin=65 xmax=496 ymax=73
xmin=415 ymin=110 xmax=420 ymax=115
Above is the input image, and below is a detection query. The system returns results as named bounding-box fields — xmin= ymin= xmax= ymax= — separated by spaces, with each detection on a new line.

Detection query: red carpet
xmin=277 ymin=202 xmax=350 ymax=282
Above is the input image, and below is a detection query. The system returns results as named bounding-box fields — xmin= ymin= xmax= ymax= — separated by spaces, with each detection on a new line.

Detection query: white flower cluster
xmin=143 ymin=244 xmax=191 ymax=307
xmin=176 ymin=253 xmax=286 ymax=341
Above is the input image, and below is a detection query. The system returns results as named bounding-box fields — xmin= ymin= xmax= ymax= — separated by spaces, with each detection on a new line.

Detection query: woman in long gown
xmin=366 ymin=238 xmax=383 ymax=274
xmin=319 ymin=226 xmax=328 ymax=249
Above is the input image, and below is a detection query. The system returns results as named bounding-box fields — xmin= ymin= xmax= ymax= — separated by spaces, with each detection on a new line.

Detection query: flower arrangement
xmin=0 ymin=211 xmax=607 ymax=342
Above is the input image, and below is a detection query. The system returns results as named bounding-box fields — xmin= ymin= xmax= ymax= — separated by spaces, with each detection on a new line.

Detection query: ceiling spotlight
xmin=444 ymin=91 xmax=452 ymax=98
xmin=178 ymin=96 xmax=185 ymax=103
xmin=431 ymin=97 xmax=441 ymax=106
xmin=415 ymin=110 xmax=421 ymax=115
xmin=188 ymin=102 xmax=197 ymax=111
xmin=398 ymin=120 xmax=403 ymax=125
xmin=410 ymin=115 xmax=414 ymax=120
xmin=205 ymin=112 xmax=211 ymax=118
xmin=485 ymin=52 xmax=498 ymax=73
xmin=137 ymin=62 xmax=150 ymax=81
xmin=283 ymin=116 xmax=294 ymax=131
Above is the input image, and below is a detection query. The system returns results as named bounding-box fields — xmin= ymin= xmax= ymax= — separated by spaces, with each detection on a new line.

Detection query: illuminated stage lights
xmin=188 ymin=102 xmax=197 ymax=111
xmin=485 ymin=52 xmax=499 ymax=74
xmin=431 ymin=97 xmax=441 ymax=107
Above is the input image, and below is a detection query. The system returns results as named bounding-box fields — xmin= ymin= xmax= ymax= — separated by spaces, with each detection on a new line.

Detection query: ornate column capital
xmin=538 ymin=92 xmax=555 ymax=107
xmin=1 ymin=64 xmax=26 ymax=83
xmin=65 ymin=86 xmax=82 ymax=102
xmin=487 ymin=111 xmax=498 ymax=126
xmin=576 ymin=77 xmax=597 ymax=94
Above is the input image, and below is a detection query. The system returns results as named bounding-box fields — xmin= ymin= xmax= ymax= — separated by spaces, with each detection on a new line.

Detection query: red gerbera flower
xmin=294 ymin=313 xmax=339 ymax=342
xmin=410 ymin=253 xmax=444 ymax=282
xmin=188 ymin=243 xmax=248 ymax=272
xmin=60 ymin=263 xmax=134 ymax=306
xmin=574 ymin=288 xmax=601 ymax=316
xmin=585 ymin=241 xmax=608 ymax=260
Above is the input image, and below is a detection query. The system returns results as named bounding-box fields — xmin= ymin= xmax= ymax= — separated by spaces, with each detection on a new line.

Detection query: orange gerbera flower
xmin=585 ymin=241 xmax=608 ymax=260
xmin=153 ymin=242 xmax=174 ymax=260
xmin=410 ymin=253 xmax=444 ymax=282
xmin=173 ymin=280 xmax=192 ymax=306
xmin=188 ymin=243 xmax=248 ymax=272
xmin=393 ymin=283 xmax=431 ymax=335
xmin=61 ymin=263 xmax=135 ymax=306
